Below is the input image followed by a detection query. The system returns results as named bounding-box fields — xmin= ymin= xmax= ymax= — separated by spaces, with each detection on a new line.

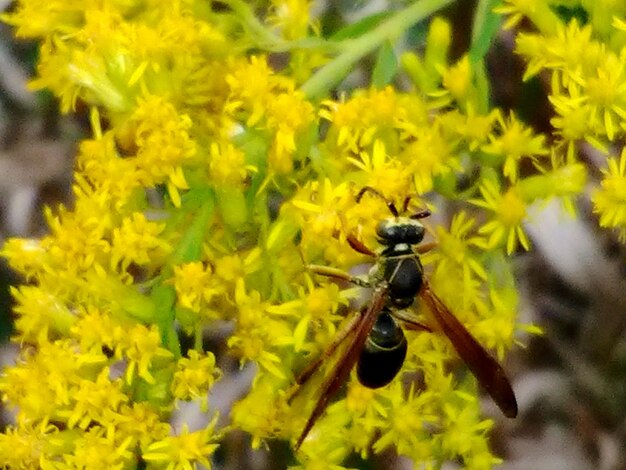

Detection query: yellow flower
xmin=321 ymin=87 xmax=407 ymax=155
xmin=475 ymin=287 xmax=519 ymax=358
xmin=513 ymin=18 xmax=626 ymax=146
xmin=63 ymin=426 xmax=134 ymax=470
xmin=42 ymin=200 xmax=112 ymax=275
xmin=472 ymin=181 xmax=530 ymax=254
xmin=130 ymin=95 xmax=197 ymax=206
xmin=269 ymin=278 xmax=350 ymax=354
xmin=172 ymin=261 xmax=226 ymax=323
xmin=403 ymin=122 xmax=457 ymax=194
xmin=110 ymin=212 xmax=172 ymax=272
xmin=268 ymin=0 xmax=314 ymax=40
xmin=209 ymin=140 xmax=251 ymax=187
xmin=0 ymin=339 xmax=94 ymax=422
xmin=226 ymin=56 xmax=277 ymax=120
xmin=0 ymin=238 xmax=47 ymax=280
xmin=231 ymin=377 xmax=291 ymax=448
xmin=227 ymin=280 xmax=293 ymax=378
xmin=143 ymin=420 xmax=220 ymax=470
xmin=10 ymin=285 xmax=75 ymax=342
xmin=582 ymin=51 xmax=626 ymax=141
xmin=0 ymin=420 xmax=60 ymax=469
xmin=115 ymin=323 xmax=174 ymax=385
xmin=113 ymin=402 xmax=170 ymax=449
xmin=347 ymin=139 xmax=412 ymax=197
xmin=550 ymin=87 xmax=592 ymax=142
xmin=29 ymin=35 xmax=127 ymax=112
xmin=212 ymin=247 xmax=263 ymax=285
xmin=593 ymin=148 xmax=626 ymax=239
xmin=293 ymin=398 xmax=353 ymax=463
xmin=424 ymin=212 xmax=488 ymax=311
xmin=442 ymin=55 xmax=476 ymax=107
xmin=482 ymin=112 xmax=549 ymax=182
xmin=60 ymin=368 xmax=128 ymax=430
xmin=266 ymin=90 xmax=315 ymax=174
xmin=515 ymin=20 xmax=599 ymax=82
xmin=440 ymin=405 xmax=499 ymax=469
xmin=334 ymin=87 xmax=402 ymax=130
xmin=497 ymin=0 xmax=561 ymax=34
xmin=373 ymin=383 xmax=436 ymax=459
xmin=77 ymin=133 xmax=145 ymax=209
xmin=290 ymin=179 xmax=355 ymax=258
xmin=171 ymin=350 xmax=221 ymax=410
xmin=439 ymin=108 xmax=499 ymax=151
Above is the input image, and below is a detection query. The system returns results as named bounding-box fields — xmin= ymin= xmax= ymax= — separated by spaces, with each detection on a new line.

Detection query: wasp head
xmin=375 ymin=217 xmax=425 ymax=246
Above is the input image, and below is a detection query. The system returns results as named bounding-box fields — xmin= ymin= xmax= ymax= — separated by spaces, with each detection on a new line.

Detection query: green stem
xmin=170 ymin=191 xmax=215 ymax=265
xmin=225 ymin=0 xmax=332 ymax=52
xmin=194 ymin=324 xmax=203 ymax=351
xmin=301 ymin=0 xmax=454 ymax=100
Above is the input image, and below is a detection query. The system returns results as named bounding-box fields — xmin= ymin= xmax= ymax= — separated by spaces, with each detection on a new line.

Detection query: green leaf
xmin=470 ymin=0 xmax=503 ymax=111
xmin=330 ymin=11 xmax=392 ymax=41
xmin=469 ymin=0 xmax=503 ymax=63
xmin=372 ymin=40 xmax=398 ymax=88
xmin=170 ymin=189 xmax=215 ymax=264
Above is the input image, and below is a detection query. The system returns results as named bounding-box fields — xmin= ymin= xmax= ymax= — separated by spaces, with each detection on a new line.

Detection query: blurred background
xmin=0 ymin=1 xmax=624 ymax=469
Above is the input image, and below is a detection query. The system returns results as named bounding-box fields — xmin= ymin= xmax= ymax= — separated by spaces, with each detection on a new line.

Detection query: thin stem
xmin=301 ymin=0 xmax=454 ymax=100
xmin=224 ymin=0 xmax=334 ymax=52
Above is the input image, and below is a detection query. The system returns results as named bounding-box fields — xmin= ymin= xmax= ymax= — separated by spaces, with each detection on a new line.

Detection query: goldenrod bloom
xmin=8 ymin=0 xmax=618 ymax=468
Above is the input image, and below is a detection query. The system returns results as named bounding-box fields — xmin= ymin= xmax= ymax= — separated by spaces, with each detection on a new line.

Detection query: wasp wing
xmin=419 ymin=281 xmax=518 ymax=418
xmin=295 ymin=284 xmax=388 ymax=449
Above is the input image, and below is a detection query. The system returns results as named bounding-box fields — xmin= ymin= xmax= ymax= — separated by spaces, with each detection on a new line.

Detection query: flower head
xmin=472 ymin=181 xmax=530 ymax=254
xmin=593 ymin=148 xmax=626 ymax=240
xmin=143 ymin=420 xmax=221 ymax=470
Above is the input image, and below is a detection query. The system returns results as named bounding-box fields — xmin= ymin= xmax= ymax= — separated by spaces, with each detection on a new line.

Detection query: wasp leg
xmin=306 ymin=264 xmax=371 ymax=288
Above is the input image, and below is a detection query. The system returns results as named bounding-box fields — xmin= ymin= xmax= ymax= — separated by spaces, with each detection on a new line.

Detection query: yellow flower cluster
xmin=498 ymin=0 xmax=626 ymax=238
xmin=0 ymin=0 xmax=619 ymax=468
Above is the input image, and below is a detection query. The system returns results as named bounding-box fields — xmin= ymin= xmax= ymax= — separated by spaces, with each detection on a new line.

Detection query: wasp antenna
xmin=356 ymin=186 xmax=399 ymax=217
xmin=355 ymin=186 xmax=383 ymax=203
xmin=401 ymin=195 xmax=413 ymax=213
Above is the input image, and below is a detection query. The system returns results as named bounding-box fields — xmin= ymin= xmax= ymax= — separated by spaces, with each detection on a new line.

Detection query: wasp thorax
xmin=376 ymin=217 xmax=425 ymax=246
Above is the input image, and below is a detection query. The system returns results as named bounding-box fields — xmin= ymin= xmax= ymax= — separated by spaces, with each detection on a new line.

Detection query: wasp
xmin=291 ymin=186 xmax=518 ymax=449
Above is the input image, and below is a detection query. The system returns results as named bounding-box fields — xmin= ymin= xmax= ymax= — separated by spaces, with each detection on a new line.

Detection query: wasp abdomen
xmin=357 ymin=309 xmax=407 ymax=388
